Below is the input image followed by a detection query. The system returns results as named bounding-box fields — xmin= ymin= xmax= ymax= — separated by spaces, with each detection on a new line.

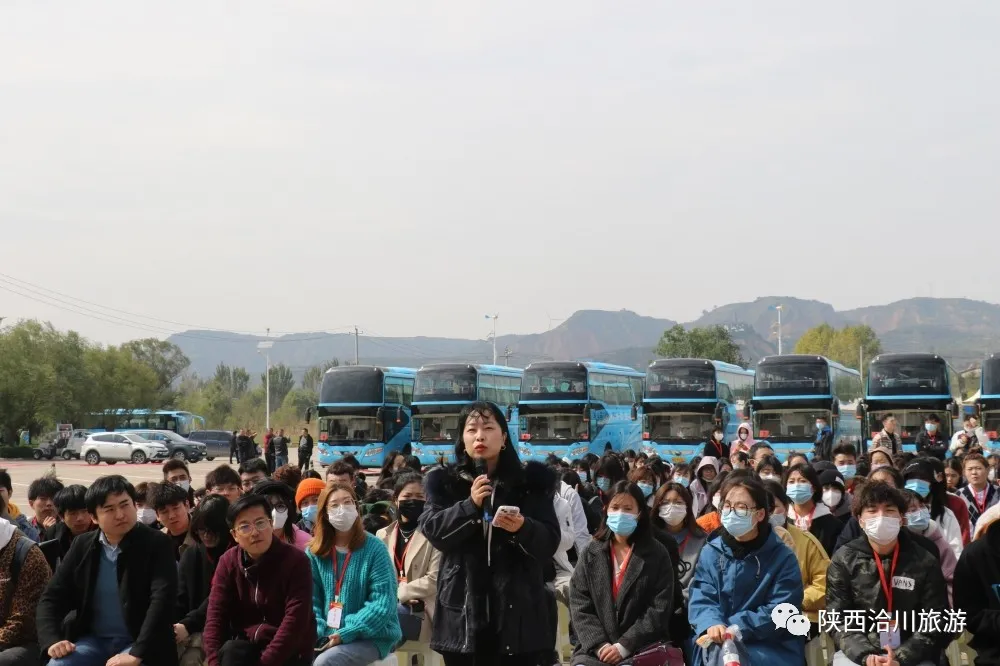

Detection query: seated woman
xmin=252 ymin=480 xmax=312 ymax=550
xmin=376 ymin=472 xmax=440 ymax=643
xmin=695 ymin=472 xmax=733 ymax=534
xmin=783 ymin=462 xmax=843 ymax=556
xmin=627 ymin=465 xmax=659 ymax=507
xmin=308 ymin=483 xmax=402 ymax=666
xmin=176 ymin=495 xmax=235 ymax=666
xmin=902 ymin=459 xmax=963 ymax=559
xmin=903 ymin=489 xmax=957 ymax=605
xmin=569 ymin=481 xmax=674 ymax=666
xmin=754 ymin=455 xmax=784 ymax=484
xmin=651 ymin=482 xmax=707 ymax=598
xmin=688 ymin=476 xmax=804 ymax=665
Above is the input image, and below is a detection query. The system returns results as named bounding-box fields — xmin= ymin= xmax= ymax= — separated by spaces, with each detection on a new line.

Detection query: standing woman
xmin=308 ymin=483 xmax=402 ymax=666
xmin=419 ymin=401 xmax=561 ymax=666
xmin=376 ymin=472 xmax=440 ymax=643
xmin=377 ymin=452 xmax=407 ymax=487
xmin=569 ymin=481 xmax=674 ymax=666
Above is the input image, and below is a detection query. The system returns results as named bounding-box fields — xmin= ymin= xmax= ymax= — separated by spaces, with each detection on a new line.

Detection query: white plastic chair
xmin=390 ymin=643 xmax=442 ymax=666
xmin=371 ymin=655 xmax=398 ymax=666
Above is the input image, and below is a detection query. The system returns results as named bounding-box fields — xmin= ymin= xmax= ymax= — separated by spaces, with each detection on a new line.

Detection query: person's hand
xmin=173 ymin=623 xmax=190 ymax=644
xmin=320 ymin=634 xmax=342 ymax=650
xmin=706 ymin=624 xmax=728 ymax=644
xmin=42 ymin=515 xmax=58 ymax=529
xmin=106 ymin=654 xmax=140 ymax=666
xmin=492 ymin=511 xmax=524 ymax=533
xmin=597 ymin=643 xmax=623 ymax=664
xmin=470 ymin=475 xmax=492 ymax=509
xmin=865 ymin=656 xmax=881 ymax=666
xmin=48 ymin=641 xmax=75 ymax=659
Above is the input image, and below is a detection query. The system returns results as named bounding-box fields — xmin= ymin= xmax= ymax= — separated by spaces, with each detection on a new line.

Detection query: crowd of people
xmin=2 ymin=409 xmax=1000 ymax=666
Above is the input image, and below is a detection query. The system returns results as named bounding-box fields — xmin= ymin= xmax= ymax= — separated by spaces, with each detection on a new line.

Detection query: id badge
xmin=398 ymin=575 xmax=407 ymax=583
xmin=327 ymin=602 xmax=343 ymax=629
xmin=879 ymin=623 xmax=900 ymax=649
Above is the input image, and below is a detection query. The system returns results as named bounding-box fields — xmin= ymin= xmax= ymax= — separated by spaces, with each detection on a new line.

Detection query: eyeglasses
xmin=234 ymin=518 xmax=272 ymax=536
xmin=722 ymin=502 xmax=759 ymax=518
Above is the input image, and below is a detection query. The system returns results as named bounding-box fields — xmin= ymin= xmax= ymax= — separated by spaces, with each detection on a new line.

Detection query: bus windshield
xmin=646 ymin=413 xmax=714 ymax=441
xmin=753 ymin=409 xmax=830 ymax=442
xmin=414 ymin=368 xmax=477 ymax=402
xmin=867 ymin=410 xmax=952 ymax=443
xmin=522 ymin=367 xmax=587 ymax=401
xmin=983 ymin=358 xmax=1000 ymax=396
xmin=413 ymin=414 xmax=460 ymax=442
xmin=755 ymin=361 xmax=829 ymax=397
xmin=646 ymin=364 xmax=715 ymax=400
xmin=320 ymin=369 xmax=383 ymax=404
xmin=521 ymin=413 xmax=588 ymax=442
xmin=869 ymin=359 xmax=948 ymax=396
xmin=321 ymin=416 xmax=381 ymax=443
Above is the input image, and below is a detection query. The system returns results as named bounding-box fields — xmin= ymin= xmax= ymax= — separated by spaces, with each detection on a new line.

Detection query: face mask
xmin=837 ymin=464 xmax=857 ymax=480
xmin=398 ymin=499 xmax=426 ymax=524
xmin=769 ymin=512 xmax=786 ymax=528
xmin=721 ymin=508 xmax=756 ymax=538
xmin=714 ymin=433 xmax=724 ymax=442
xmin=712 ymin=494 xmax=721 ymax=510
xmin=328 ymin=505 xmax=359 ymax=532
xmin=816 ymin=422 xmax=826 ymax=431
xmin=739 ymin=431 xmax=748 ymax=441
xmin=924 ymin=423 xmax=937 ymax=433
xmin=822 ymin=489 xmax=842 ymax=508
xmin=596 ymin=477 xmax=611 ymax=493
xmin=606 ymin=511 xmax=638 ymax=537
xmin=300 ymin=505 xmax=318 ymax=526
xmin=906 ymin=507 xmax=930 ymax=532
xmin=759 ymin=473 xmax=779 ymax=483
xmin=786 ymin=483 xmax=814 ymax=505
xmin=138 ymin=507 xmax=156 ymax=525
xmin=638 ymin=483 xmax=654 ymax=499
xmin=871 ymin=463 xmax=888 ymax=471
xmin=905 ymin=479 xmax=931 ymax=499
xmin=862 ymin=515 xmax=901 ymax=545
xmin=659 ymin=504 xmax=687 ymax=526
xmin=271 ymin=508 xmax=288 ymax=530
xmin=177 ymin=480 xmax=191 ymax=492
xmin=673 ymin=476 xmax=690 ymax=489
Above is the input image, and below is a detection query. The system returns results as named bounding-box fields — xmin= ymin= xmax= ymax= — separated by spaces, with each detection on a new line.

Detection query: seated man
xmin=147 ymin=483 xmax=195 ymax=562
xmin=826 ymin=481 xmax=951 ymax=666
xmin=46 ymin=485 xmax=96 ymax=565
xmin=36 ymin=476 xmax=178 ymax=666
xmin=204 ymin=466 xmax=241 ymax=505
xmin=238 ymin=459 xmax=269 ymax=495
xmin=0 ymin=516 xmax=51 ymax=666
xmin=202 ymin=495 xmax=314 ymax=666
xmin=28 ymin=475 xmax=65 ymax=535
xmin=162 ymin=460 xmax=195 ymax=506
xmin=0 ymin=470 xmax=39 ymax=542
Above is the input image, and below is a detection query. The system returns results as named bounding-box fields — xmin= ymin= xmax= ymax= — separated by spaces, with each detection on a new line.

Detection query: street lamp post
xmin=485 ymin=314 xmax=498 ymax=365
xmin=257 ymin=340 xmax=274 ymax=430
xmin=775 ymin=305 xmax=784 ymax=355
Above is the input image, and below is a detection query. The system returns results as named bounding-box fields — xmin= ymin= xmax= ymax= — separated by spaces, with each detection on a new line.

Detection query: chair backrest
xmin=37 ymin=539 xmax=61 ymax=572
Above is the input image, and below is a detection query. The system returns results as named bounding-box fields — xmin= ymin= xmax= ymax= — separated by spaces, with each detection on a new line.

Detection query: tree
xmin=121 ymin=339 xmax=190 ymax=403
xmin=653 ymin=325 xmax=745 ymax=365
xmin=261 ymin=364 xmax=295 ymax=413
xmin=213 ymin=363 xmax=251 ymax=399
xmin=794 ymin=324 xmax=882 ymax=373
xmin=302 ymin=359 xmax=339 ymax=393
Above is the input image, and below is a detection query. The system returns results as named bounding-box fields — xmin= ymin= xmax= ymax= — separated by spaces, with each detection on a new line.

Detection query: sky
xmin=2 ymin=2 xmax=998 ymax=345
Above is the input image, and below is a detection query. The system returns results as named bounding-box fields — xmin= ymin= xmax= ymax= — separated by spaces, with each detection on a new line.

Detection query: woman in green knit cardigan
xmin=308 ymin=482 xmax=403 ymax=666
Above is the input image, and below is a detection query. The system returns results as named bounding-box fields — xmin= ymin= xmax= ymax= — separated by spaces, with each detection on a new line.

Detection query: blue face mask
xmin=673 ymin=476 xmax=690 ymax=488
xmin=905 ymin=479 xmax=931 ymax=499
xmin=638 ymin=483 xmax=655 ymax=498
xmin=721 ymin=508 xmax=756 ymax=538
xmin=786 ymin=483 xmax=814 ymax=505
xmin=301 ymin=504 xmax=318 ymax=526
xmin=596 ymin=477 xmax=611 ymax=493
xmin=925 ymin=423 xmax=937 ymax=433
xmin=837 ymin=464 xmax=857 ymax=480
xmin=606 ymin=511 xmax=638 ymax=537
xmin=906 ymin=507 xmax=931 ymax=532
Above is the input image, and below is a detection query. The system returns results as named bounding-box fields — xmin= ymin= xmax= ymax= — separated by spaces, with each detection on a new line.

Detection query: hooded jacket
xmin=690 ymin=457 xmax=720 ymax=518
xmin=731 ymin=422 xmax=755 ymax=455
xmin=419 ymin=459 xmax=561 ymax=656
xmin=826 ymin=530 xmax=951 ymax=666
xmin=954 ymin=519 xmax=1000 ymax=664
xmin=688 ymin=523 xmax=804 ymax=665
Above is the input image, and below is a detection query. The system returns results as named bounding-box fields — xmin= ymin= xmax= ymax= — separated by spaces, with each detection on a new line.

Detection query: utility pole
xmin=775 ymin=305 xmax=784 ymax=355
xmin=485 ymin=314 xmax=498 ymax=365
xmin=503 ymin=346 xmax=513 ymax=366
xmin=257 ymin=337 xmax=274 ymax=431
xmin=354 ymin=326 xmax=360 ymax=365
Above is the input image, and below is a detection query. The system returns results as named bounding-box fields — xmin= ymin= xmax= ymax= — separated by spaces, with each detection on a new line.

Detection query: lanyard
xmin=872 ymin=543 xmax=899 ymax=614
xmin=332 ymin=550 xmax=353 ymax=603
xmin=393 ymin=525 xmax=412 ymax=578
xmin=610 ymin=544 xmax=634 ymax=600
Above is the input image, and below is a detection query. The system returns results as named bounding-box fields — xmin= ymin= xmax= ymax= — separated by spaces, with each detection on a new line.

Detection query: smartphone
xmin=495 ymin=505 xmax=521 ymax=517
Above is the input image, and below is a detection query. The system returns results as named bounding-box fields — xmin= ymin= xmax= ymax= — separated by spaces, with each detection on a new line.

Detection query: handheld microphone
xmin=474 ymin=458 xmax=493 ymax=521
xmin=475 ymin=458 xmax=488 ymax=479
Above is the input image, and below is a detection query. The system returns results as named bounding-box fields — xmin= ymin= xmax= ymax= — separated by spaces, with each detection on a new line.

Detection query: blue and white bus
xmin=517 ymin=361 xmax=644 ymax=462
xmin=746 ymin=355 xmax=863 ymax=462
xmin=409 ymin=364 xmax=524 ymax=465
xmin=861 ymin=353 xmax=962 ymax=454
xmin=307 ymin=366 xmax=416 ymax=467
xmin=641 ymin=359 xmax=754 ymax=464
xmin=82 ymin=410 xmax=206 ymax=437
xmin=978 ymin=354 xmax=1000 ymax=451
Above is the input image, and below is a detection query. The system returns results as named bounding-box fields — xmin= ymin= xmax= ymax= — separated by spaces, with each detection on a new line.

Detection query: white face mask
xmin=714 ymin=433 xmax=724 ymax=442
xmin=712 ymin=494 xmax=721 ymax=510
xmin=177 ymin=480 xmax=191 ymax=492
xmin=138 ymin=507 xmax=156 ymax=525
xmin=760 ymin=473 xmax=779 ymax=483
xmin=822 ymin=489 xmax=843 ymax=509
xmin=658 ymin=504 xmax=687 ymax=526
xmin=271 ymin=508 xmax=288 ymax=530
xmin=862 ymin=515 xmax=901 ymax=545
xmin=328 ymin=505 xmax=359 ymax=532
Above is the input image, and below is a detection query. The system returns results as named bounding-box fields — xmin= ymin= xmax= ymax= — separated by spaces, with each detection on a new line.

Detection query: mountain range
xmin=167 ymin=297 xmax=1000 ymax=380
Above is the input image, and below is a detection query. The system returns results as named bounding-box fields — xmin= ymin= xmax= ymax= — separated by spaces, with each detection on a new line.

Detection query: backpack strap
xmin=1 ymin=537 xmax=34 ymax=624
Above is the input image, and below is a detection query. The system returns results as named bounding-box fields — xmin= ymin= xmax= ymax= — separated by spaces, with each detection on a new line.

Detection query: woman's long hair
xmin=453 ymin=401 xmax=523 ymax=482
xmin=903 ymin=458 xmax=947 ymax=521
xmin=309 ymin=482 xmax=366 ymax=557
xmin=251 ymin=480 xmax=298 ymax=544
xmin=651 ymin=482 xmax=706 ymax=538
xmin=189 ymin=495 xmax=235 ymax=553
xmin=378 ymin=452 xmax=405 ymax=485
xmin=595 ymin=481 xmax=651 ymax=546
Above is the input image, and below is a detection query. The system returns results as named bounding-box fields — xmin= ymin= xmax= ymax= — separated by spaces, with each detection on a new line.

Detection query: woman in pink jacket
xmin=904 ymin=489 xmax=957 ymax=605
xmin=730 ymin=422 xmax=755 ymax=455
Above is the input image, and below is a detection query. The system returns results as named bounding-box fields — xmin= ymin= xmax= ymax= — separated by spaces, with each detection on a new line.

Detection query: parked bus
xmin=410 ymin=364 xmax=524 ymax=465
xmin=746 ymin=355 xmax=862 ymax=462
xmin=641 ymin=359 xmax=754 ymax=464
xmin=859 ymin=353 xmax=962 ymax=454
xmin=306 ymin=366 xmax=416 ymax=467
xmin=81 ymin=409 xmax=206 ymax=437
xmin=517 ymin=361 xmax=644 ymax=462
xmin=978 ymin=353 xmax=1000 ymax=451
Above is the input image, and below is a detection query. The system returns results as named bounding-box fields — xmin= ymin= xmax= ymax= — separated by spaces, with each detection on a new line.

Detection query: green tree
xmin=261 ymin=364 xmax=295 ymax=413
xmin=213 ymin=363 xmax=251 ymax=399
xmin=121 ymin=339 xmax=190 ymax=403
xmin=302 ymin=359 xmax=339 ymax=393
xmin=85 ymin=345 xmax=162 ymax=430
xmin=794 ymin=324 xmax=882 ymax=373
xmin=653 ymin=325 xmax=745 ymax=365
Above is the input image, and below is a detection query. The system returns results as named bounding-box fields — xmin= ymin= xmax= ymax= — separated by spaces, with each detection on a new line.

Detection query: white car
xmin=81 ymin=432 xmax=170 ymax=465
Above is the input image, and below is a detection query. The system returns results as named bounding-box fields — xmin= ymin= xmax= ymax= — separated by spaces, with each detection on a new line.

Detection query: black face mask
xmin=398 ymin=499 xmax=426 ymax=524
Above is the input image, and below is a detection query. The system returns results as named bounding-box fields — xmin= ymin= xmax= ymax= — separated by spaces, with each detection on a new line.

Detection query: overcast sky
xmin=2 ymin=2 xmax=998 ymax=345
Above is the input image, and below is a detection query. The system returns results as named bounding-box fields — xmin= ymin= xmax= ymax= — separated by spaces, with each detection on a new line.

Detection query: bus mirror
xmin=396 ymin=406 xmax=404 ymax=424
xmin=630 ymin=404 xmax=638 ymax=421
xmin=951 ymin=402 xmax=960 ymax=419
xmin=742 ymin=403 xmax=750 ymax=420
xmin=506 ymin=405 xmax=513 ymax=422
xmin=713 ymin=403 xmax=724 ymax=422
xmin=855 ymin=404 xmax=864 ymax=421
xmin=831 ymin=401 xmax=840 ymax=417
xmin=376 ymin=407 xmax=385 ymax=421
xmin=583 ymin=405 xmax=591 ymax=423
xmin=305 ymin=408 xmax=312 ymax=424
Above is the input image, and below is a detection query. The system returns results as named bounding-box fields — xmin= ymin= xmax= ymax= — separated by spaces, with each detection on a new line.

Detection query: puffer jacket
xmin=826 ymin=530 xmax=951 ymax=666
xmin=784 ymin=524 xmax=829 ymax=624
xmin=419 ymin=460 xmax=561 ymax=656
